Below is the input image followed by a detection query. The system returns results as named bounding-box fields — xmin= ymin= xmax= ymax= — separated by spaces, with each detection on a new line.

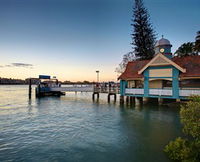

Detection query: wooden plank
xmin=151 ymin=56 xmax=169 ymax=65
xmin=149 ymin=68 xmax=172 ymax=77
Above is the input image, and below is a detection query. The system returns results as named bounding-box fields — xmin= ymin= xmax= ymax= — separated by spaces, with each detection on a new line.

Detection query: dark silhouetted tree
xmin=195 ymin=31 xmax=200 ymax=54
xmin=115 ymin=0 xmax=156 ymax=74
xmin=175 ymin=42 xmax=196 ymax=57
xmin=115 ymin=52 xmax=135 ymax=74
xmin=132 ymin=0 xmax=156 ymax=60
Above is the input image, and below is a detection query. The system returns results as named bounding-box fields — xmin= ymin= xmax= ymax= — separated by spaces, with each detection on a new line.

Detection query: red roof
xmin=118 ymin=55 xmax=200 ymax=80
xmin=172 ymin=55 xmax=200 ymax=78
xmin=118 ymin=60 xmax=150 ymax=80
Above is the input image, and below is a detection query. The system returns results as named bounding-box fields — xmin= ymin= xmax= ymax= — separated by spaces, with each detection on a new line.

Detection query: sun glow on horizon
xmin=0 ymin=63 xmax=119 ymax=82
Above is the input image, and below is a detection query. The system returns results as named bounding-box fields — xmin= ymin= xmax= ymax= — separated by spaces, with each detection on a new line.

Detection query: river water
xmin=0 ymin=85 xmax=182 ymax=162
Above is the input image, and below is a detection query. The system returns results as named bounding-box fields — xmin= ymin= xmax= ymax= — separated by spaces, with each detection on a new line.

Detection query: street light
xmin=96 ymin=70 xmax=99 ymax=83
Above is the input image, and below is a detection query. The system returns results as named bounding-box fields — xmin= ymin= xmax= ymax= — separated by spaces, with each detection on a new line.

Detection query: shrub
xmin=164 ymin=96 xmax=200 ymax=162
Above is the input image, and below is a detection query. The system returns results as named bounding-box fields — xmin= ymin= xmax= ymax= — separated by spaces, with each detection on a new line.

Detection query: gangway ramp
xmin=50 ymin=86 xmax=94 ymax=92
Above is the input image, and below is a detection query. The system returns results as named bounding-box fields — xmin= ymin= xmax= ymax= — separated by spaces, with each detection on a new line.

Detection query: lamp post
xmin=96 ymin=70 xmax=99 ymax=83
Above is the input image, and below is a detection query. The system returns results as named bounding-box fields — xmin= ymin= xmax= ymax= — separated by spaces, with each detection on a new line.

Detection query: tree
xmin=131 ymin=0 xmax=156 ymax=60
xmin=175 ymin=42 xmax=197 ymax=57
xmin=195 ymin=31 xmax=200 ymax=54
xmin=116 ymin=0 xmax=156 ymax=73
xmin=164 ymin=96 xmax=200 ymax=162
xmin=115 ymin=52 xmax=135 ymax=74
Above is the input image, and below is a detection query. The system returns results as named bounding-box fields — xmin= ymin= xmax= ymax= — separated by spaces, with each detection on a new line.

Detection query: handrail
xmin=179 ymin=89 xmax=200 ymax=96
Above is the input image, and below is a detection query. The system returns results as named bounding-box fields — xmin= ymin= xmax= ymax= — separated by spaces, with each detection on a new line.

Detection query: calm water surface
xmin=0 ymin=85 xmax=182 ymax=162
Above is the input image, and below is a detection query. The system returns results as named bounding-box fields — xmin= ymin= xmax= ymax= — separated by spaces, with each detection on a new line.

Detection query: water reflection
xmin=27 ymin=98 xmax=33 ymax=114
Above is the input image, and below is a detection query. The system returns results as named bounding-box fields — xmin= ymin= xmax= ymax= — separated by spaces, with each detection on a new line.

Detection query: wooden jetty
xmin=37 ymin=84 xmax=119 ymax=102
xmin=32 ymin=75 xmax=120 ymax=102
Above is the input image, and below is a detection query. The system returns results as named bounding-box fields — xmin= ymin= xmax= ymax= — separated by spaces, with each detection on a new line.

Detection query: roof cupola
xmin=155 ymin=36 xmax=172 ymax=59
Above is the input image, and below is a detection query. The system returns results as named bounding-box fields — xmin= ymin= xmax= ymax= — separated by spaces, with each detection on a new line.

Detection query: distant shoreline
xmin=0 ymin=77 xmax=96 ymax=85
xmin=0 ymin=83 xmax=36 ymax=85
xmin=0 ymin=83 xmax=95 ymax=85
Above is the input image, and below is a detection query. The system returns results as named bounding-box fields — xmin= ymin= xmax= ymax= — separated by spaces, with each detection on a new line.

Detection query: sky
xmin=0 ymin=0 xmax=199 ymax=82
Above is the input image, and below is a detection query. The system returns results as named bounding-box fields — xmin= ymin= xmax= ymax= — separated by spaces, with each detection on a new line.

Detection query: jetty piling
xmin=28 ymin=78 xmax=32 ymax=99
xmin=92 ymin=92 xmax=99 ymax=100
xmin=108 ymin=93 xmax=117 ymax=102
xmin=120 ymin=96 xmax=124 ymax=104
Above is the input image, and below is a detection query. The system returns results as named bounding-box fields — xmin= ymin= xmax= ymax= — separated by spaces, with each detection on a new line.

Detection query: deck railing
xmin=125 ymin=88 xmax=144 ymax=95
xmin=51 ymin=84 xmax=120 ymax=94
xmin=125 ymin=88 xmax=200 ymax=97
xmin=179 ymin=89 xmax=200 ymax=96
xmin=94 ymin=86 xmax=120 ymax=94
xmin=125 ymin=88 xmax=172 ymax=96
xmin=149 ymin=89 xmax=172 ymax=96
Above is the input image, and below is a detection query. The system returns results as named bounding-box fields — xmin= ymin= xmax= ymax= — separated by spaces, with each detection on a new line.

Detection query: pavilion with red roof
xmin=118 ymin=37 xmax=200 ymax=102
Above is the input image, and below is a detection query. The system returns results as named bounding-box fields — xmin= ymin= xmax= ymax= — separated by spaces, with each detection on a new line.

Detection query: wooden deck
xmin=35 ymin=84 xmax=120 ymax=102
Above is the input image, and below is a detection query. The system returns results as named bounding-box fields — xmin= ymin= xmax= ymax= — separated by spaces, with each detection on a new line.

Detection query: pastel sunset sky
xmin=0 ymin=0 xmax=199 ymax=82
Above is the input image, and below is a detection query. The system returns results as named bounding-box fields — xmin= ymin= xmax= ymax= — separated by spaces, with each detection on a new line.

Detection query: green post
xmin=144 ymin=69 xmax=149 ymax=97
xmin=172 ymin=68 xmax=179 ymax=98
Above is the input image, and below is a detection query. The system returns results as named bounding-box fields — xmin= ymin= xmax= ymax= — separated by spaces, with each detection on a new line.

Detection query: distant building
xmin=118 ymin=37 xmax=200 ymax=100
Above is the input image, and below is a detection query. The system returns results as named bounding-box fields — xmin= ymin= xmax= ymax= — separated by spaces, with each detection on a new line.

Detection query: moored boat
xmin=35 ymin=75 xmax=65 ymax=97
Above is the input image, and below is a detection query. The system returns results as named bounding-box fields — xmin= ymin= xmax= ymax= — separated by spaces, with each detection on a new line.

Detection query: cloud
xmin=12 ymin=63 xmax=33 ymax=68
xmin=0 ymin=63 xmax=34 ymax=68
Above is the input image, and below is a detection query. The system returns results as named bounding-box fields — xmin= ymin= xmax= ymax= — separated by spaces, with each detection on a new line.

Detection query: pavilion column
xmin=120 ymin=80 xmax=127 ymax=96
xmin=120 ymin=80 xmax=127 ymax=104
xmin=144 ymin=70 xmax=149 ymax=97
xmin=172 ymin=68 xmax=179 ymax=99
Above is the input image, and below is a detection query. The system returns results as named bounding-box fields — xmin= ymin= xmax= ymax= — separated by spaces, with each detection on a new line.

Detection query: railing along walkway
xmin=50 ymin=84 xmax=120 ymax=94
xmin=93 ymin=86 xmax=120 ymax=94
xmin=125 ymin=88 xmax=200 ymax=97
